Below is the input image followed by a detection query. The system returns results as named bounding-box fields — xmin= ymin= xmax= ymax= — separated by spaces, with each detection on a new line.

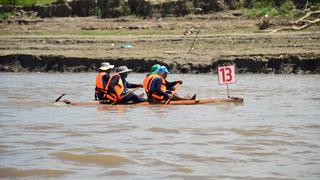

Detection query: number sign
xmin=218 ymin=65 xmax=236 ymax=85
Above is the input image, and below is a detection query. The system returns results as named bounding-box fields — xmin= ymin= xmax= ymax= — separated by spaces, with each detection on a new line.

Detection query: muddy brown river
xmin=0 ymin=73 xmax=319 ymax=179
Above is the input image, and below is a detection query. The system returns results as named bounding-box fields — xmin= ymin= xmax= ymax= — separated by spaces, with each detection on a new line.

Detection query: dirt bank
xmin=0 ymin=15 xmax=319 ymax=73
xmin=1 ymin=53 xmax=319 ymax=74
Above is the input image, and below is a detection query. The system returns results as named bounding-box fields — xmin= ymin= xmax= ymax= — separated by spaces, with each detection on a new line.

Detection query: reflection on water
xmin=0 ymin=73 xmax=320 ymax=179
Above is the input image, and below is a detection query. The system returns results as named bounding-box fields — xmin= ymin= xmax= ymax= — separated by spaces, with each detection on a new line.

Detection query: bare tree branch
xmin=264 ymin=10 xmax=320 ymax=33
xmin=270 ymin=18 xmax=320 ymax=33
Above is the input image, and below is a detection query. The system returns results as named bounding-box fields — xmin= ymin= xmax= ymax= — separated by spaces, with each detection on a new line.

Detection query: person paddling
xmin=115 ymin=66 xmax=145 ymax=104
xmin=143 ymin=64 xmax=160 ymax=97
xmin=95 ymin=62 xmax=125 ymax=104
xmin=147 ymin=66 xmax=196 ymax=103
xmin=103 ymin=69 xmax=125 ymax=104
xmin=95 ymin=62 xmax=114 ymax=101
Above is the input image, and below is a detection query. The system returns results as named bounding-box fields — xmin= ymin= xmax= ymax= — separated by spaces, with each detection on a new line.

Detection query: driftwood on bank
xmin=0 ymin=19 xmax=44 ymax=25
xmin=267 ymin=10 xmax=320 ymax=33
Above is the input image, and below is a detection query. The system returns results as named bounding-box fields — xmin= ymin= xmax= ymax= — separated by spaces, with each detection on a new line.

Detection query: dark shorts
xmin=119 ymin=93 xmax=145 ymax=104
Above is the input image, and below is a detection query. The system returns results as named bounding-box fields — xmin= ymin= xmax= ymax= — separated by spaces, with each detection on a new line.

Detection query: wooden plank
xmin=63 ymin=97 xmax=244 ymax=106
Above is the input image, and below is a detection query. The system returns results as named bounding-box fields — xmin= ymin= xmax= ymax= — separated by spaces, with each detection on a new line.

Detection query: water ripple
xmin=52 ymin=152 xmax=130 ymax=167
xmin=0 ymin=167 xmax=72 ymax=178
xmin=148 ymin=127 xmax=180 ymax=134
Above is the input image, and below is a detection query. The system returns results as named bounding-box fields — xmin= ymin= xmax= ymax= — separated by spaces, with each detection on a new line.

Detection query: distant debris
xmin=156 ymin=16 xmax=162 ymax=22
xmin=164 ymin=50 xmax=177 ymax=55
xmin=195 ymin=8 xmax=203 ymax=15
xmin=120 ymin=44 xmax=134 ymax=49
xmin=259 ymin=10 xmax=320 ymax=33
xmin=270 ymin=10 xmax=320 ymax=33
xmin=258 ymin=14 xmax=271 ymax=30
xmin=231 ymin=10 xmax=243 ymax=17
xmin=128 ymin=25 xmax=139 ymax=30
xmin=184 ymin=27 xmax=198 ymax=36
xmin=1 ymin=19 xmax=44 ymax=25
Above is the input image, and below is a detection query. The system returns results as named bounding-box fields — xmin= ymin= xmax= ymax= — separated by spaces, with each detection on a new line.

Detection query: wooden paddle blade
xmin=164 ymin=99 xmax=172 ymax=105
xmin=164 ymin=95 xmax=173 ymax=105
xmin=54 ymin=93 xmax=66 ymax=102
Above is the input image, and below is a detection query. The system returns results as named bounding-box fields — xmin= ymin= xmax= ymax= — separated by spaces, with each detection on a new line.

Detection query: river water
xmin=0 ymin=73 xmax=319 ymax=179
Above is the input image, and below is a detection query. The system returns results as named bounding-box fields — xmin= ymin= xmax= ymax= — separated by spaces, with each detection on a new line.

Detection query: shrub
xmin=277 ymin=0 xmax=294 ymax=16
xmin=95 ymin=7 xmax=103 ymax=18
xmin=245 ymin=0 xmax=295 ymax=17
xmin=0 ymin=0 xmax=56 ymax=6
xmin=0 ymin=12 xmax=13 ymax=20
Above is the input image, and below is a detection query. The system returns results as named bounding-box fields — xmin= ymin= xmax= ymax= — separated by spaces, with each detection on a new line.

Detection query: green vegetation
xmin=0 ymin=12 xmax=13 ymax=20
xmin=244 ymin=0 xmax=296 ymax=17
xmin=95 ymin=8 xmax=103 ymax=19
xmin=244 ymin=0 xmax=319 ymax=17
xmin=1 ymin=0 xmax=318 ymax=18
xmin=0 ymin=0 xmax=56 ymax=6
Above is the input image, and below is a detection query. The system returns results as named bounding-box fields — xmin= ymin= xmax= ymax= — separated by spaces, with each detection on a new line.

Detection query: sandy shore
xmin=0 ymin=15 xmax=319 ymax=73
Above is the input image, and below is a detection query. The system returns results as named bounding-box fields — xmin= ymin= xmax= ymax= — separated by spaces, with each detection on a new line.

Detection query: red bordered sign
xmin=217 ymin=65 xmax=237 ymax=85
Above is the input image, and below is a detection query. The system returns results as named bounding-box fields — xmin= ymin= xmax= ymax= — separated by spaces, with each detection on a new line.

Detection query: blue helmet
xmin=158 ymin=66 xmax=170 ymax=74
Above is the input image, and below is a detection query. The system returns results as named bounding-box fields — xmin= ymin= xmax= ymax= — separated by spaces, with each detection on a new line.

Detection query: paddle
xmin=164 ymin=94 xmax=174 ymax=105
xmin=54 ymin=93 xmax=66 ymax=102
xmin=111 ymin=86 xmax=141 ymax=105
xmin=164 ymin=83 xmax=180 ymax=105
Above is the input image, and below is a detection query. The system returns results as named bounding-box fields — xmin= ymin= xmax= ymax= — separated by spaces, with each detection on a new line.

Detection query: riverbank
xmin=1 ymin=53 xmax=320 ymax=74
xmin=0 ymin=15 xmax=319 ymax=73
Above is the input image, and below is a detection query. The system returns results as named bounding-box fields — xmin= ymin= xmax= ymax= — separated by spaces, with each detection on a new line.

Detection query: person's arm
xmin=102 ymin=74 xmax=110 ymax=88
xmin=165 ymin=80 xmax=182 ymax=91
xmin=165 ymin=80 xmax=177 ymax=91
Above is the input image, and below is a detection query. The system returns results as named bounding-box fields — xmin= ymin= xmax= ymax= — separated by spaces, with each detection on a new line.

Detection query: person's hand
xmin=175 ymin=80 xmax=183 ymax=84
xmin=138 ymin=83 xmax=143 ymax=88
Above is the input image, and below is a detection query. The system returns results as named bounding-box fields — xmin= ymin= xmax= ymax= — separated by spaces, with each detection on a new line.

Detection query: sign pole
xmin=227 ymin=84 xmax=230 ymax=98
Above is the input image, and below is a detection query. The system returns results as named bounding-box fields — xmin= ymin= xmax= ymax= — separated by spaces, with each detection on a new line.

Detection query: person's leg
xmin=96 ymin=93 xmax=106 ymax=101
xmin=171 ymin=94 xmax=196 ymax=100
xmin=165 ymin=90 xmax=196 ymax=101
xmin=147 ymin=97 xmax=163 ymax=104
xmin=120 ymin=93 xmax=145 ymax=104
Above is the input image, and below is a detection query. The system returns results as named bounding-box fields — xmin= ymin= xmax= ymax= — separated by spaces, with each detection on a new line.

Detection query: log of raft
xmin=59 ymin=97 xmax=244 ymax=106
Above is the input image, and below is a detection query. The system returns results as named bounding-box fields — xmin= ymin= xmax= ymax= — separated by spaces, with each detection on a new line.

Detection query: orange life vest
xmin=143 ymin=74 xmax=157 ymax=97
xmin=104 ymin=73 xmax=124 ymax=102
xmin=147 ymin=75 xmax=166 ymax=100
xmin=95 ymin=72 xmax=107 ymax=94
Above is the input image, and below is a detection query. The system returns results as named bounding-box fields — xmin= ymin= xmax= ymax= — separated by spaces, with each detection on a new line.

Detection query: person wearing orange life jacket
xmin=95 ymin=62 xmax=114 ymax=101
xmin=115 ymin=66 xmax=145 ymax=104
xmin=104 ymin=71 xmax=125 ymax=103
xmin=148 ymin=66 xmax=196 ymax=102
xmin=143 ymin=64 xmax=160 ymax=98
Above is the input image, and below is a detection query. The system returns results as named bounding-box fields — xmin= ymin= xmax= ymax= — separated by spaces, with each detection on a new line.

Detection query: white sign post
xmin=217 ymin=65 xmax=237 ymax=98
